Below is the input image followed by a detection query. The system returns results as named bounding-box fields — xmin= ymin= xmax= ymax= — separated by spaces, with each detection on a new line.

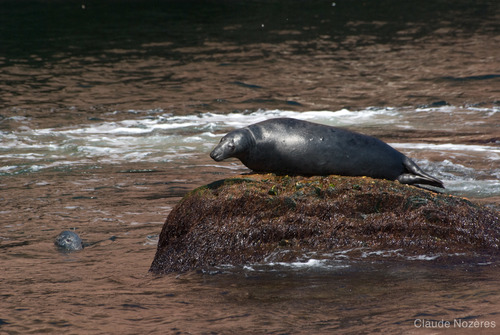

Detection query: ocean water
xmin=1 ymin=0 xmax=499 ymax=334
xmin=2 ymin=107 xmax=499 ymax=202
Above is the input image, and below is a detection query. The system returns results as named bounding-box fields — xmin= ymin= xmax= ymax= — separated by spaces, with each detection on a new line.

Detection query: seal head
xmin=210 ymin=128 xmax=255 ymax=162
xmin=54 ymin=231 xmax=83 ymax=251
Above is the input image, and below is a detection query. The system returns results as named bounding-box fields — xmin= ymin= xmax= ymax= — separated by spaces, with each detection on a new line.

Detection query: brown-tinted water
xmin=1 ymin=0 xmax=499 ymax=334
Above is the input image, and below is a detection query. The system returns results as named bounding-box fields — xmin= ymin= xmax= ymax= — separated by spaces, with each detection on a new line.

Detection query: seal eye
xmin=228 ymin=141 xmax=235 ymax=152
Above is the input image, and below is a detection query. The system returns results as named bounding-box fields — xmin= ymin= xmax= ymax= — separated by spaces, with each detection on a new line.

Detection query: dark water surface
xmin=1 ymin=0 xmax=500 ymax=334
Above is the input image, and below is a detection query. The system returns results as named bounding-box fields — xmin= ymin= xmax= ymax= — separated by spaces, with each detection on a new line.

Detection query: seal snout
xmin=210 ymin=146 xmax=224 ymax=162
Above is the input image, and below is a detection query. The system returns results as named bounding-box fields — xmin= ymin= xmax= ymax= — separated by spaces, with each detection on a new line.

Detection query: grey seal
xmin=210 ymin=118 xmax=444 ymax=188
xmin=54 ymin=231 xmax=83 ymax=251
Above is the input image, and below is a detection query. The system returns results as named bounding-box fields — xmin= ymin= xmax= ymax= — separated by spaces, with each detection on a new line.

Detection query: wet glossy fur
xmin=210 ymin=118 xmax=444 ymax=188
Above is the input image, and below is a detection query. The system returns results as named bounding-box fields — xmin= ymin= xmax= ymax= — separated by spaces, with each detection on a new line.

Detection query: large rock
xmin=150 ymin=174 xmax=500 ymax=274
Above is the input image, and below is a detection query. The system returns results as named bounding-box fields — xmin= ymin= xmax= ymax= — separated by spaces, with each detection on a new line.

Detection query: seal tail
xmin=398 ymin=157 xmax=445 ymax=188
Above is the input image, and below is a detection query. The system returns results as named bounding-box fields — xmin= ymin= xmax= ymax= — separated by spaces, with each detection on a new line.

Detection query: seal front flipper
xmin=398 ymin=156 xmax=444 ymax=188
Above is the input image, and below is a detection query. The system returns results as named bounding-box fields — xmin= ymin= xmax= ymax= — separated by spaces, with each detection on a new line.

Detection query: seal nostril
xmin=210 ymin=149 xmax=221 ymax=161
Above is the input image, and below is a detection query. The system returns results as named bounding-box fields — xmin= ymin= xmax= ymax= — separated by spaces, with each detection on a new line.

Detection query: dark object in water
xmin=210 ymin=118 xmax=444 ymax=188
xmin=54 ymin=231 xmax=83 ymax=251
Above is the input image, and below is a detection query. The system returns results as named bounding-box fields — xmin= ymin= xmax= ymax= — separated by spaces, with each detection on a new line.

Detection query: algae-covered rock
xmin=149 ymin=174 xmax=500 ymax=274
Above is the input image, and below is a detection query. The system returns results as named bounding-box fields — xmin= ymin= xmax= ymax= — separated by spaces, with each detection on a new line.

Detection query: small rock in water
xmin=54 ymin=231 xmax=83 ymax=251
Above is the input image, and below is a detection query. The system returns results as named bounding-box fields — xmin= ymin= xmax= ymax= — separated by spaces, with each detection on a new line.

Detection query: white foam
xmin=392 ymin=142 xmax=500 ymax=155
xmin=247 ymin=257 xmax=350 ymax=271
xmin=0 ymin=165 xmax=18 ymax=172
xmin=361 ymin=249 xmax=403 ymax=258
xmin=445 ymin=179 xmax=500 ymax=197
xmin=3 ymin=108 xmax=402 ymax=168
xmin=270 ymin=258 xmax=329 ymax=268
xmin=406 ymin=254 xmax=441 ymax=261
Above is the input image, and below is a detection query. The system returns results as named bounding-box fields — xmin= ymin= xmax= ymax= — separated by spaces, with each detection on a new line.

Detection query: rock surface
xmin=150 ymin=174 xmax=500 ymax=274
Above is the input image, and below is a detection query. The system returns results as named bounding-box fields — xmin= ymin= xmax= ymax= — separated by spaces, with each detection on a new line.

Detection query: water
xmin=2 ymin=107 xmax=499 ymax=201
xmin=1 ymin=0 xmax=500 ymax=334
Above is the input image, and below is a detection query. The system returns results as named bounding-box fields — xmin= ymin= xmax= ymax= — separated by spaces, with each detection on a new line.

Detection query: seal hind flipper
xmin=398 ymin=157 xmax=444 ymax=188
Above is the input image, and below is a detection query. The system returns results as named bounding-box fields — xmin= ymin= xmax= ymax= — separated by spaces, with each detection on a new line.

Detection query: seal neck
xmin=244 ymin=127 xmax=257 ymax=147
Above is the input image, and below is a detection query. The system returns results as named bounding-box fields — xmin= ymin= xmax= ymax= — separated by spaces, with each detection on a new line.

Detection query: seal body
xmin=210 ymin=118 xmax=444 ymax=188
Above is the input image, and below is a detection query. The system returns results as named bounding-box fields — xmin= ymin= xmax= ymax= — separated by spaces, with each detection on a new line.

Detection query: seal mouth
xmin=210 ymin=149 xmax=223 ymax=161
